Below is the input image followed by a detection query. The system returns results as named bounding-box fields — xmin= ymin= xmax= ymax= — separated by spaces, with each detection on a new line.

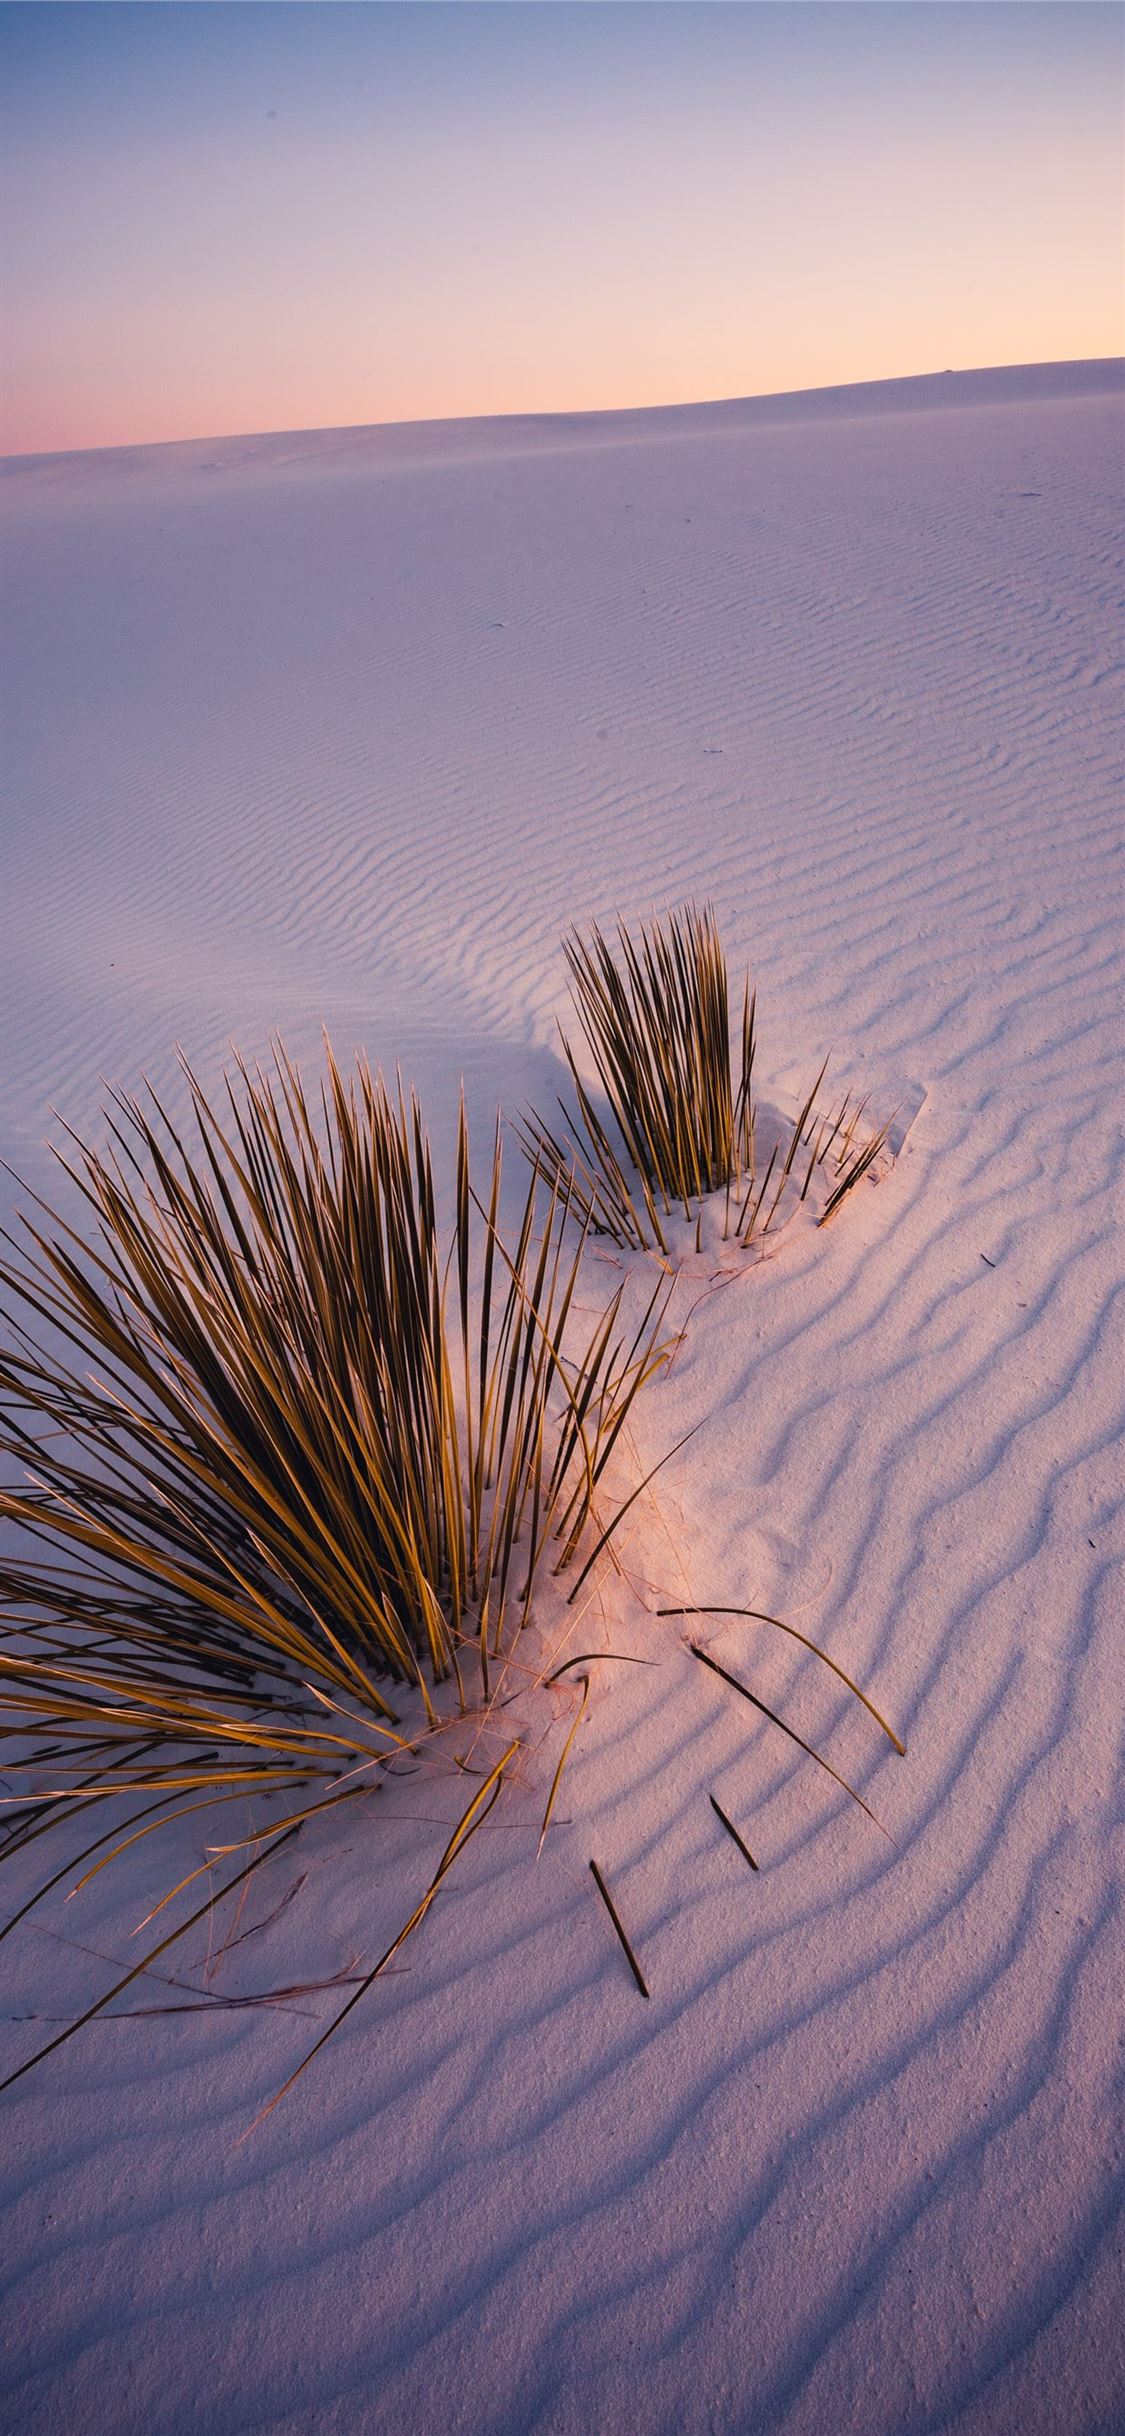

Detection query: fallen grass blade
xmin=543 ymin=1652 xmax=658 ymax=1684
xmin=588 ymin=1858 xmax=649 ymax=1997
xmin=690 ymin=1644 xmax=896 ymax=1846
xmin=710 ymin=1793 xmax=758 ymax=1871
xmin=661 ymin=1605 xmax=905 ymax=1754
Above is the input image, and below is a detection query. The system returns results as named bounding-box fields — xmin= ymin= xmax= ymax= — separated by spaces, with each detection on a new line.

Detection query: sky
xmin=1 ymin=2 xmax=1122 ymax=455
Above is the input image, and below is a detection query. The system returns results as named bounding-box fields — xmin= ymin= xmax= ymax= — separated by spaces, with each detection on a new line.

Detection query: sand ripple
xmin=1 ymin=364 xmax=1122 ymax=2433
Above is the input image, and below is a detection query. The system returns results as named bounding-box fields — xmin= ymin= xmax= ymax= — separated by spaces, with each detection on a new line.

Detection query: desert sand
xmin=1 ymin=360 xmax=1122 ymax=2434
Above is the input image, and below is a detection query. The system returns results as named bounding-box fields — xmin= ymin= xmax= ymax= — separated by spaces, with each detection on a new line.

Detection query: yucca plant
xmin=0 ymin=1041 xmax=667 ymax=2106
xmin=519 ymin=904 xmax=892 ymax=1255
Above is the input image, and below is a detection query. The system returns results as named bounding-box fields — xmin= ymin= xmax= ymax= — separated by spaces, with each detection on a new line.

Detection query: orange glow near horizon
xmin=2 ymin=5 xmax=1122 ymax=457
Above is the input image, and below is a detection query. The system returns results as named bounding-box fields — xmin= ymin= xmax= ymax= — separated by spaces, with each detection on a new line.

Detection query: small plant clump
xmin=0 ymin=1041 xmax=667 ymax=2105
xmin=518 ymin=903 xmax=893 ymax=1255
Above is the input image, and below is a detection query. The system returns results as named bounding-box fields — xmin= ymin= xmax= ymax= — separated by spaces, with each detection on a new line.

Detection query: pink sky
xmin=2 ymin=4 xmax=1122 ymax=455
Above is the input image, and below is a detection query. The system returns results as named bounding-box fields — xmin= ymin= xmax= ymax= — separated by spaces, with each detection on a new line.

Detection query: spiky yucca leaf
xmin=0 ymin=1041 xmax=667 ymax=2103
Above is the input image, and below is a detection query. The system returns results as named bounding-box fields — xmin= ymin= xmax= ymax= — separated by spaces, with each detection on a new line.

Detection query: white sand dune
xmin=1 ymin=360 xmax=1122 ymax=2434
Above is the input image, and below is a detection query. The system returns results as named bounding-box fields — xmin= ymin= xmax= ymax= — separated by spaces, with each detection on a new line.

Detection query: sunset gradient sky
xmin=2 ymin=1 xmax=1122 ymax=456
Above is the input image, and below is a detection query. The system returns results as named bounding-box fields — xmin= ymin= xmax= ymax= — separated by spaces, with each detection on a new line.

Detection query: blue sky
xmin=2 ymin=3 xmax=1121 ymax=450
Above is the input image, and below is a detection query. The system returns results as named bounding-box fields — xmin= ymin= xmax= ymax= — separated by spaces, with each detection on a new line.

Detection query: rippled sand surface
xmin=1 ymin=361 xmax=1122 ymax=2435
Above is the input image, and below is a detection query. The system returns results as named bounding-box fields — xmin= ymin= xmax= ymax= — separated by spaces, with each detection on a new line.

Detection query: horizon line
xmin=4 ymin=354 xmax=1123 ymax=471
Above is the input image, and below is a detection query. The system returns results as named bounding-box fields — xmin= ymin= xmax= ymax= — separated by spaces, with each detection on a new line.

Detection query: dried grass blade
xmin=588 ymin=1859 xmax=649 ymax=1997
xmin=537 ymin=1675 xmax=589 ymax=1854
xmin=661 ymin=1606 xmax=905 ymax=1753
xmin=710 ymin=1794 xmax=758 ymax=1871
xmin=690 ymin=1644 xmax=896 ymax=1845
